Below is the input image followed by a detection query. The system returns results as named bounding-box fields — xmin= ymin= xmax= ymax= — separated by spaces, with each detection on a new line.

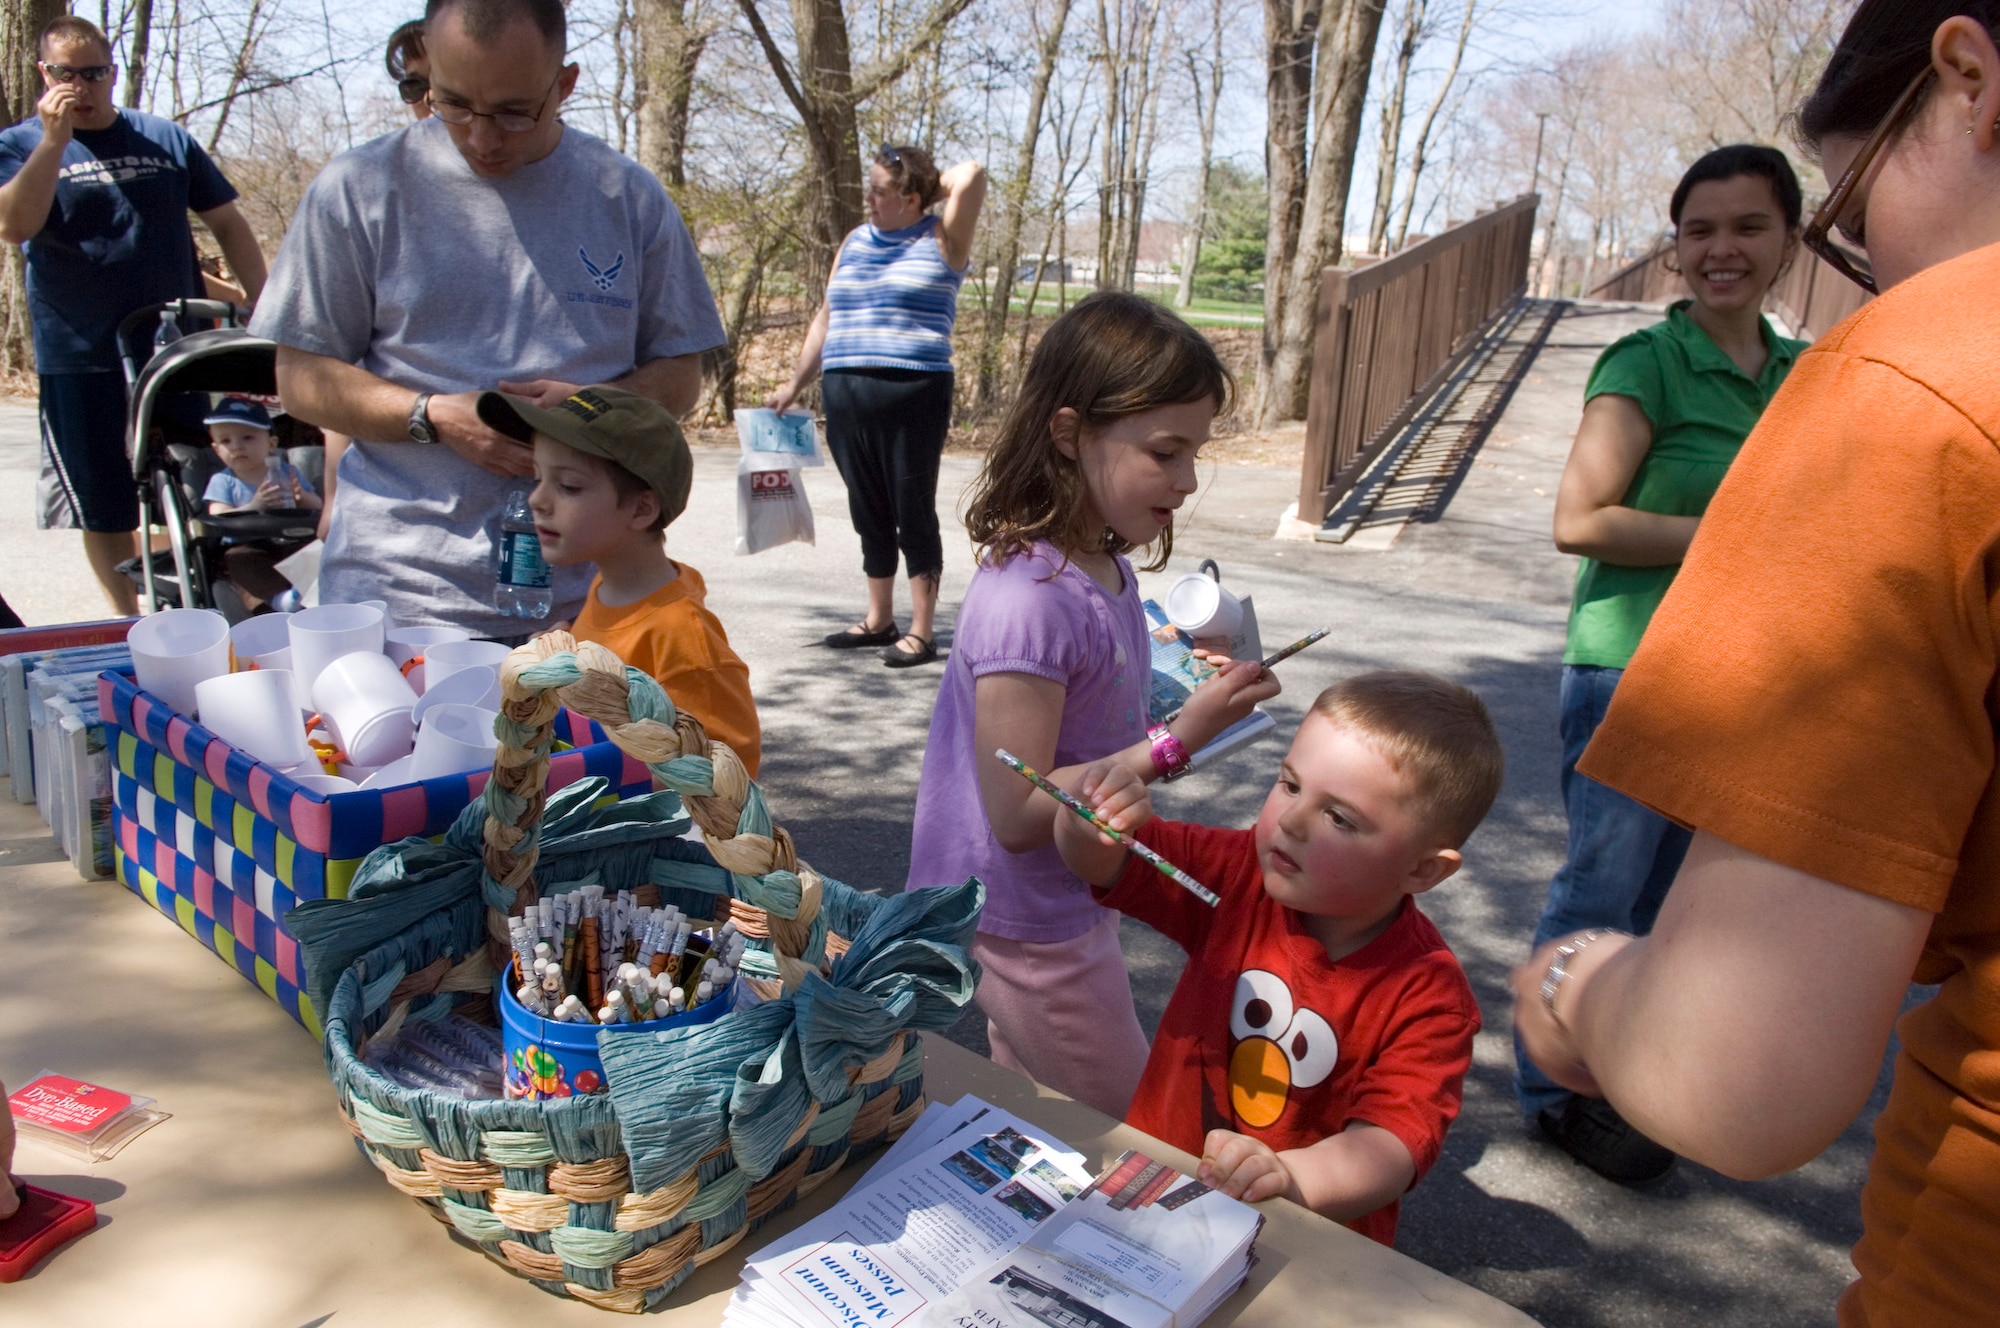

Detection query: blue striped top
xmin=822 ymin=216 xmax=964 ymax=373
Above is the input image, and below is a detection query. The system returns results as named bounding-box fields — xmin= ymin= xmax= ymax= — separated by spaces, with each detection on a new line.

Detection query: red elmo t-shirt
xmin=1099 ymin=820 xmax=1480 ymax=1246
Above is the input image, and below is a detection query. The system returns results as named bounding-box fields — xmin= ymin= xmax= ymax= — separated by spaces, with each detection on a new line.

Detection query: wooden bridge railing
xmin=1298 ymin=194 xmax=1539 ymax=525
xmin=1586 ymin=240 xmax=1869 ymax=341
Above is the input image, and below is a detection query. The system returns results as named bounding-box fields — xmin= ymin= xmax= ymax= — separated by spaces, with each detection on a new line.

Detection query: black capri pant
xmin=821 ymin=367 xmax=953 ymax=581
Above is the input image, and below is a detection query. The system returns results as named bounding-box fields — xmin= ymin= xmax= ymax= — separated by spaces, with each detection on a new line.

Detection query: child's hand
xmin=1198 ymin=1129 xmax=1301 ymax=1205
xmin=1177 ymin=658 xmax=1282 ymax=752
xmin=1073 ymin=760 xmax=1150 ymax=846
xmin=251 ymin=477 xmax=287 ymax=510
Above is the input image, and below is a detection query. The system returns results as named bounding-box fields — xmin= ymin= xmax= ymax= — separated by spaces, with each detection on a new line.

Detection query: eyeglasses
xmin=1803 ymin=67 xmax=1933 ymax=294
xmin=40 ymin=63 xmax=113 ymax=84
xmin=878 ymin=143 xmax=902 ymax=166
xmin=426 ymin=72 xmax=563 ymax=134
xmin=397 ymin=75 xmax=429 ymax=105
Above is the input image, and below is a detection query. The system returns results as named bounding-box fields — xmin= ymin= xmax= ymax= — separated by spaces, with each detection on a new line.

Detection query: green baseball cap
xmin=477 ymin=385 xmax=692 ymax=525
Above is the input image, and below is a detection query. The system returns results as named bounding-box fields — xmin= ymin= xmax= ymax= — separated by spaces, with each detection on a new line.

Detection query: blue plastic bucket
xmin=497 ymin=976 xmax=729 ymax=1099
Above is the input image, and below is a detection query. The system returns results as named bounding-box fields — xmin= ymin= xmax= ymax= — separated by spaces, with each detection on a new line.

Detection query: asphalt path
xmin=0 ymin=301 xmax=1881 ymax=1326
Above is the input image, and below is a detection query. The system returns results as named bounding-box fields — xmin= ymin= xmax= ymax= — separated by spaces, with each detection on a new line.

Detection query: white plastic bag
xmin=733 ymin=407 xmax=825 ymax=468
xmin=735 ymin=459 xmax=816 ymax=556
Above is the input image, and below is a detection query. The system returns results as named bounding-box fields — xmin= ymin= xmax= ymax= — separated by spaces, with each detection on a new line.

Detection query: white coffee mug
xmin=312 ymin=651 xmax=418 ymax=768
xmin=289 ymin=602 xmax=386 ymax=696
xmin=1164 ymin=567 xmax=1244 ymax=638
xmin=193 ymin=669 xmax=310 ymax=768
xmin=129 ymin=608 xmax=231 ymax=717
xmin=411 ymin=703 xmax=500 ymax=781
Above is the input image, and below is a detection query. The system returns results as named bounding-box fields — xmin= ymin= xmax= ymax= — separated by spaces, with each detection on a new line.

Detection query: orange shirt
xmin=1580 ymin=241 xmax=2000 ymax=1326
xmin=572 ymin=563 xmax=762 ymax=777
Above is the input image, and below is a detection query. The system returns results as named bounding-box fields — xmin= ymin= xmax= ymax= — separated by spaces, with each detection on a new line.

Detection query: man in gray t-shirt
xmin=252 ymin=0 xmax=724 ymax=638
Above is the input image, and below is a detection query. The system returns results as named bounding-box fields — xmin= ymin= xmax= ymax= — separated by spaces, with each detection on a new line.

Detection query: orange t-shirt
xmin=1580 ymin=241 xmax=2000 ymax=1326
xmin=571 ymin=562 xmax=762 ymax=777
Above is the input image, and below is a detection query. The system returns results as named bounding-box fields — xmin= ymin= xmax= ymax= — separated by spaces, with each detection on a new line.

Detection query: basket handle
xmin=480 ymin=633 xmax=822 ymax=965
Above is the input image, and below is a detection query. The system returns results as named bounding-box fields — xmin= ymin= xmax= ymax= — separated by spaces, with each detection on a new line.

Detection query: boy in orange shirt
xmin=477 ymin=386 xmax=762 ymax=775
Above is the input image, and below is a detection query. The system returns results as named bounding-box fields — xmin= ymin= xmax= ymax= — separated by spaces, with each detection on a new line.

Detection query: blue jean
xmin=1515 ymin=664 xmax=1693 ymax=1120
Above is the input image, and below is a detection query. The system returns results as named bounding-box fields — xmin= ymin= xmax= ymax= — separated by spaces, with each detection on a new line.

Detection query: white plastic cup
xmin=385 ymin=625 xmax=472 ymax=673
xmin=361 ymin=754 xmax=420 ymax=790
xmin=1164 ymin=572 xmax=1245 ymax=638
xmin=423 ymin=639 xmax=512 ymax=692
xmin=412 ymin=665 xmax=502 ymax=727
xmin=290 ymin=773 xmax=360 ymax=796
xmin=311 ymin=651 xmax=418 ymax=768
xmin=129 ymin=608 xmax=231 ymax=717
xmin=410 ymin=703 xmax=499 ymax=781
xmin=193 ymin=669 xmax=310 ymax=768
xmin=229 ymin=614 xmax=293 ymax=672
xmin=289 ymin=603 xmax=387 ymax=696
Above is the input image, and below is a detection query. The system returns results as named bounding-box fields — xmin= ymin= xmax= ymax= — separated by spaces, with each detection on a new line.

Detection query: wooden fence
xmin=1586 ymin=243 xmax=1868 ymax=341
xmin=1298 ymin=194 xmax=1539 ymax=524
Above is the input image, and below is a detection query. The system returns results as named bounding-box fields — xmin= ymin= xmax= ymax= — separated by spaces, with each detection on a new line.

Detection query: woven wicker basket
xmin=295 ymin=636 xmax=981 ymax=1312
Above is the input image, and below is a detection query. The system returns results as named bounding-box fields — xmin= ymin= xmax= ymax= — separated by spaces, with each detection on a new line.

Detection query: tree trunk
xmin=1259 ymin=0 xmax=1321 ymax=419
xmin=634 ymin=0 xmax=706 ymax=188
xmin=1258 ymin=0 xmax=1386 ymax=426
xmin=2 ymin=0 xmax=65 ymax=376
xmin=738 ymin=0 xmax=971 ymax=301
xmin=125 ymin=0 xmax=154 ymax=110
xmin=1390 ymin=0 xmax=1474 ymax=249
xmin=973 ymin=0 xmax=1072 ymax=409
xmin=1122 ymin=5 xmax=1165 ymax=291
xmin=1366 ymin=0 xmax=1422 ymax=255
xmin=1175 ymin=6 xmax=1224 ymax=309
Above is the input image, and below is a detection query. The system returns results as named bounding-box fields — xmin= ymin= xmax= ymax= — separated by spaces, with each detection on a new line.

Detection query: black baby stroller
xmin=118 ymin=299 xmax=324 ymax=620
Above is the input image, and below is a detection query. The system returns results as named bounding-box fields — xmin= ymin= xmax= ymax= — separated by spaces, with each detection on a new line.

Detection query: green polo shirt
xmin=1565 ymin=301 xmax=1807 ymax=668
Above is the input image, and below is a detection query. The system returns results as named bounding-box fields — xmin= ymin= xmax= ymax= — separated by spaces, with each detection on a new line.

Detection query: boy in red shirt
xmin=1053 ymin=670 xmax=1501 ymax=1244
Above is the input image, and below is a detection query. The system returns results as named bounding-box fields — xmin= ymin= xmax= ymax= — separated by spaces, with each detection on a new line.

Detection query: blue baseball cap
xmin=204 ymin=396 xmax=274 ymax=430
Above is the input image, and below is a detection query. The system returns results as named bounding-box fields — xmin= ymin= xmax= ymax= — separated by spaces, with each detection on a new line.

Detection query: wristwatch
xmin=1148 ymin=725 xmax=1193 ymax=782
xmin=407 ymin=392 xmax=437 ymax=444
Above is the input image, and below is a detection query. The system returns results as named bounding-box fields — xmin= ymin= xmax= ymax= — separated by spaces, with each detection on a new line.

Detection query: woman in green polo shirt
xmin=1517 ymin=144 xmax=1807 ymax=1183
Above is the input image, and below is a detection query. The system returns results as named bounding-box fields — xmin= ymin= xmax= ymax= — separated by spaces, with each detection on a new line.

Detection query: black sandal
xmin=822 ymin=620 xmax=900 ymax=648
xmin=881 ymin=633 xmax=937 ymax=668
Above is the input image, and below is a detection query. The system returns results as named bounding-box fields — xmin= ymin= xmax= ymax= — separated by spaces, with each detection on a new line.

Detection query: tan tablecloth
xmin=0 ymin=791 xmax=1535 ymax=1325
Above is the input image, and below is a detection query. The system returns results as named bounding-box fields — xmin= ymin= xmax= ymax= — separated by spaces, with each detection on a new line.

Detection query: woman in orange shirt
xmin=1513 ymin=1 xmax=2000 ymax=1322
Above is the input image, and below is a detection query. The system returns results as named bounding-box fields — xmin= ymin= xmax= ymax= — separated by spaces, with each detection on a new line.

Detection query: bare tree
xmin=635 ymin=0 xmax=715 ymax=188
xmin=125 ymin=0 xmax=156 ymax=110
xmin=1174 ymin=0 xmax=1227 ymax=307
xmin=1 ymin=0 xmax=66 ymax=375
xmin=1365 ymin=0 xmax=1424 ymax=256
xmin=1258 ymin=0 xmax=1388 ymax=426
xmin=1389 ymin=0 xmax=1477 ymax=248
xmin=974 ymin=0 xmax=1073 ymax=408
xmin=1093 ymin=0 xmax=1170 ymax=291
xmin=735 ymin=0 xmax=976 ymax=295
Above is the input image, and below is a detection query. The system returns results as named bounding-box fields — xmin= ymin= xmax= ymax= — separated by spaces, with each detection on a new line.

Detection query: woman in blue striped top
xmin=771 ymin=144 xmax=986 ymax=667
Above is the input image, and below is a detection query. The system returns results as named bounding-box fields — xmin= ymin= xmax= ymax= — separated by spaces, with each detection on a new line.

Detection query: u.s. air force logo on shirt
xmin=567 ymin=247 xmax=634 ymax=309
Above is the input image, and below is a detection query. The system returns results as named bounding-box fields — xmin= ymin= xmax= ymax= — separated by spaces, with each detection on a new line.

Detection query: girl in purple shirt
xmin=908 ymin=292 xmax=1277 ymax=1116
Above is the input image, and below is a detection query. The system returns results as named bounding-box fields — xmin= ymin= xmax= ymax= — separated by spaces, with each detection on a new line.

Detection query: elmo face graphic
xmin=1226 ymin=969 xmax=1338 ymax=1128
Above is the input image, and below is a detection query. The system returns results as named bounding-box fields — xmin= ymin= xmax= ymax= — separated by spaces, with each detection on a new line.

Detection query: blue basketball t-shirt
xmin=0 ymin=109 xmax=236 ymax=372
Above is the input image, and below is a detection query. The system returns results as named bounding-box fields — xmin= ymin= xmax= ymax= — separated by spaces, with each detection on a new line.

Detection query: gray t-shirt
xmin=251 ymin=118 xmax=725 ymax=638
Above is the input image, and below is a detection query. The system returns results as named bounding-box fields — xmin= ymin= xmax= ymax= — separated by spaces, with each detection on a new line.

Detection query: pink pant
xmin=972 ymin=912 xmax=1151 ymax=1119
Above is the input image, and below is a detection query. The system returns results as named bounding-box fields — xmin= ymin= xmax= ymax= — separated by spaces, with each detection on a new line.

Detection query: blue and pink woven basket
xmin=101 ymin=670 xmax=651 ymax=1032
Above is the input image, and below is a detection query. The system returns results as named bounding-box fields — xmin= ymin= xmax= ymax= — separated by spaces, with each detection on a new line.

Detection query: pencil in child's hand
xmin=1258 ymin=627 xmax=1330 ymax=672
xmin=994 ymin=748 xmax=1220 ymax=907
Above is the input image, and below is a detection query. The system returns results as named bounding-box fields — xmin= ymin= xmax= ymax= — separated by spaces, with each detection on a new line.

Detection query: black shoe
xmin=881 ymin=633 xmax=937 ymax=668
xmin=823 ymin=620 xmax=900 ymax=648
xmin=1538 ymin=1097 xmax=1676 ymax=1186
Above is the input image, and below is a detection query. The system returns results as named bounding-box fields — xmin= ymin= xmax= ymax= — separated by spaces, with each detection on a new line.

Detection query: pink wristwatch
xmin=1148 ymin=725 xmax=1193 ymax=782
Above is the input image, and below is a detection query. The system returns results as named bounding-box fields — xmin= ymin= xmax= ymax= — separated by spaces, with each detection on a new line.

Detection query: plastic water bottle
xmin=494 ymin=489 xmax=551 ymax=619
xmin=152 ymin=309 xmax=182 ymax=352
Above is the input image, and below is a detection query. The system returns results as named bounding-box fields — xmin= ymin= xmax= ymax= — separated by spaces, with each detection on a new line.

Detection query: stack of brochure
xmin=727 ymin=1095 xmax=1262 ymax=1328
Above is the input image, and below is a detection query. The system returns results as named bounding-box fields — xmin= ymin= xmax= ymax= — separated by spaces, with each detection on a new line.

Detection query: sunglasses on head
xmin=877 ymin=143 xmax=903 ymax=166
xmin=41 ymin=63 xmax=113 ymax=84
xmin=397 ymin=75 xmax=429 ymax=105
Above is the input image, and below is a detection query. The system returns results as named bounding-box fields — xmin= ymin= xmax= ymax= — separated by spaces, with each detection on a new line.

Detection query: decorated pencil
xmin=994 ymin=748 xmax=1219 ymax=906
xmin=1259 ymin=627 xmax=1330 ymax=672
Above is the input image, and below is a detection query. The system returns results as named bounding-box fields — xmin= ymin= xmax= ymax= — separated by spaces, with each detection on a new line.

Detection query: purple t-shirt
xmin=908 ymin=541 xmax=1151 ymax=943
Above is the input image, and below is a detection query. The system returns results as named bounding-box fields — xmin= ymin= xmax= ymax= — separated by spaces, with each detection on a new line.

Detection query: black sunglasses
xmin=41 ymin=63 xmax=113 ymax=84
xmin=397 ymin=75 xmax=429 ymax=105
xmin=877 ymin=143 xmax=903 ymax=166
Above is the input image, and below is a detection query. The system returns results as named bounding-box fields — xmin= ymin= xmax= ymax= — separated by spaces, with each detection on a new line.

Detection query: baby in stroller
xmin=201 ymin=396 xmax=320 ymax=613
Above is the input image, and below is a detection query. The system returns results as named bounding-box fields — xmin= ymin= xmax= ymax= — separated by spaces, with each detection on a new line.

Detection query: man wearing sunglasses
xmin=0 ymin=15 xmax=267 ymax=616
xmin=254 ymin=0 xmax=723 ymax=640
